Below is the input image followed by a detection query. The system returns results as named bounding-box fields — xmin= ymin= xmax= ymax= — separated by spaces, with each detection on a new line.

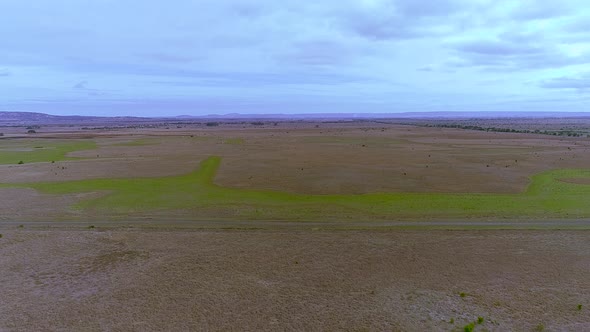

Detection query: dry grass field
xmin=1 ymin=120 xmax=590 ymax=331
xmin=0 ymin=227 xmax=588 ymax=331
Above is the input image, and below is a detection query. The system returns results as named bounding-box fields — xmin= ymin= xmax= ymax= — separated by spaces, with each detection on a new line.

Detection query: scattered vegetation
xmin=427 ymin=123 xmax=587 ymax=136
xmin=462 ymin=316 xmax=485 ymax=332
xmin=206 ymin=122 xmax=219 ymax=127
xmin=578 ymin=304 xmax=583 ymax=311
xmin=535 ymin=323 xmax=545 ymax=331
xmin=224 ymin=138 xmax=244 ymax=145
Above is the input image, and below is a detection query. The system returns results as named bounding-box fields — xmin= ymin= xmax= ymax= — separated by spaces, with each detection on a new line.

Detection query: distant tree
xmin=206 ymin=122 xmax=219 ymax=127
xmin=27 ymin=129 xmax=36 ymax=134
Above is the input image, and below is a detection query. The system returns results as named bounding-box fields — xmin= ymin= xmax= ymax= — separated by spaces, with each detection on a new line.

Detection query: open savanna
xmin=2 ymin=120 xmax=590 ymax=331
xmin=1 ymin=120 xmax=590 ymax=221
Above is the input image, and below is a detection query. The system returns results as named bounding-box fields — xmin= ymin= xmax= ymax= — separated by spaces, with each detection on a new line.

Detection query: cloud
xmin=139 ymin=53 xmax=199 ymax=64
xmin=417 ymin=65 xmax=434 ymax=72
xmin=509 ymin=1 xmax=574 ymax=20
xmin=73 ymin=80 xmax=87 ymax=89
xmin=448 ymin=37 xmax=590 ymax=71
xmin=454 ymin=40 xmax=542 ymax=56
xmin=275 ymin=40 xmax=356 ymax=66
xmin=339 ymin=0 xmax=464 ymax=40
xmin=540 ymin=74 xmax=590 ymax=90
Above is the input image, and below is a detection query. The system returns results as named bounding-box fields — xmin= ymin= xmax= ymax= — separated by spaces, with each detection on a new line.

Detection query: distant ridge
xmin=173 ymin=111 xmax=590 ymax=120
xmin=0 ymin=111 xmax=149 ymax=125
xmin=1 ymin=110 xmax=590 ymax=124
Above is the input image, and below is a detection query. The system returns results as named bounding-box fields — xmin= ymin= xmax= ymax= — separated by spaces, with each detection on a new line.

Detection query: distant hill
xmin=174 ymin=111 xmax=590 ymax=120
xmin=0 ymin=111 xmax=150 ymax=125
xmin=1 ymin=110 xmax=589 ymax=125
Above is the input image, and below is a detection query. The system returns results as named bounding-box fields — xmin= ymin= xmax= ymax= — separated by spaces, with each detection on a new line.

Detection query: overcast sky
xmin=1 ymin=0 xmax=589 ymax=116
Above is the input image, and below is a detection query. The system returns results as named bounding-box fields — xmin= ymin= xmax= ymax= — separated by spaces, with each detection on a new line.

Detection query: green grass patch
xmin=0 ymin=140 xmax=96 ymax=164
xmin=2 ymin=156 xmax=590 ymax=220
xmin=223 ymin=138 xmax=244 ymax=145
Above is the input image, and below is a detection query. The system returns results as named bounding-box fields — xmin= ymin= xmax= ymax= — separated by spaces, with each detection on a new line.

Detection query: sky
xmin=0 ymin=0 xmax=589 ymax=116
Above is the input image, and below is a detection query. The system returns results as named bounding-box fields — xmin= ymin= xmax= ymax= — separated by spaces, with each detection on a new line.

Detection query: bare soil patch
xmin=560 ymin=178 xmax=590 ymax=185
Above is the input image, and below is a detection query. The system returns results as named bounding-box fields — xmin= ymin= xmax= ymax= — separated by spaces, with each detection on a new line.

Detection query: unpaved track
xmin=1 ymin=227 xmax=589 ymax=331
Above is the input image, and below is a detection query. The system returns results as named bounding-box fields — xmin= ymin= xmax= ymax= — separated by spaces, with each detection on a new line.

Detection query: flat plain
xmin=1 ymin=118 xmax=590 ymax=331
xmin=2 ymin=120 xmax=590 ymax=221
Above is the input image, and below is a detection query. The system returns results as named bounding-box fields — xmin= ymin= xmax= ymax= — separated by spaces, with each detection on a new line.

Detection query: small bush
xmin=459 ymin=292 xmax=466 ymax=298
xmin=535 ymin=323 xmax=545 ymax=331
xmin=88 ymin=225 xmax=95 ymax=229
xmin=578 ymin=304 xmax=583 ymax=311
xmin=463 ymin=322 xmax=475 ymax=332
xmin=206 ymin=122 xmax=219 ymax=127
xmin=17 ymin=160 xmax=24 ymax=164
xmin=0 ymin=234 xmax=3 ymax=238
xmin=477 ymin=316 xmax=484 ymax=324
xmin=27 ymin=129 xmax=36 ymax=134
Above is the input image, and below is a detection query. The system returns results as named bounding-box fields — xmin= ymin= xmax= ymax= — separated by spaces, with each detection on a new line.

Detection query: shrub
xmin=18 ymin=160 xmax=24 ymax=164
xmin=463 ymin=322 xmax=475 ymax=332
xmin=206 ymin=122 xmax=219 ymax=127
xmin=27 ymin=129 xmax=36 ymax=134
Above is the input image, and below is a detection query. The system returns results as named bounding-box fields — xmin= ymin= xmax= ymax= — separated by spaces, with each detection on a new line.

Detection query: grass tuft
xmin=463 ymin=322 xmax=475 ymax=332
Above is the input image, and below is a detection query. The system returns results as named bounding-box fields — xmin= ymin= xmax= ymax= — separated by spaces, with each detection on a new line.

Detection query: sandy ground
xmin=0 ymin=227 xmax=589 ymax=331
